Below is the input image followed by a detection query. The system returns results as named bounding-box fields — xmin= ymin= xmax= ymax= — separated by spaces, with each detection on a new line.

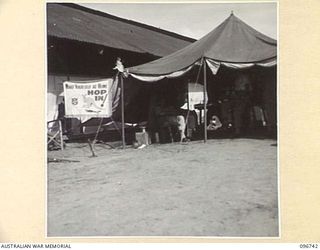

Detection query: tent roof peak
xmin=128 ymin=13 xmax=277 ymax=76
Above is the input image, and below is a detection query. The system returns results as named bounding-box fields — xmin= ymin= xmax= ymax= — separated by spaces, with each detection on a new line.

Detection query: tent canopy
xmin=128 ymin=13 xmax=277 ymax=78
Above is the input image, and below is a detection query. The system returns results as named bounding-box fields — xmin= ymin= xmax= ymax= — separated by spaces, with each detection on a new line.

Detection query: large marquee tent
xmin=126 ymin=13 xmax=277 ymax=141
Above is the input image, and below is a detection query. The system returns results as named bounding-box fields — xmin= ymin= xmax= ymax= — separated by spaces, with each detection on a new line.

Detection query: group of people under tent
xmin=145 ymin=71 xmax=268 ymax=143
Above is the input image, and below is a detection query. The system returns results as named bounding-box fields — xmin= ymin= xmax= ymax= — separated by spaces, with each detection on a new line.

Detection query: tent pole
xmin=187 ymin=80 xmax=190 ymax=110
xmin=203 ymin=58 xmax=207 ymax=143
xmin=120 ymin=73 xmax=126 ymax=149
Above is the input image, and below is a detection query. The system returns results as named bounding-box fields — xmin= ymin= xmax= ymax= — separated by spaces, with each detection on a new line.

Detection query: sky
xmin=79 ymin=2 xmax=277 ymax=40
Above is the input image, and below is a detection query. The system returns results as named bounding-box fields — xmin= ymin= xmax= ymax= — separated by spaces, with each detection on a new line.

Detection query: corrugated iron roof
xmin=47 ymin=3 xmax=195 ymax=57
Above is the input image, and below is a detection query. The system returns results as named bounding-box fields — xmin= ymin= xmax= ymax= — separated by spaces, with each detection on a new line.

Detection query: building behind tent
xmin=46 ymin=3 xmax=195 ymax=135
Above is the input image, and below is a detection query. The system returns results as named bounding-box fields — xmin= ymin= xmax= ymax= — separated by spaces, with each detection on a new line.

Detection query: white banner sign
xmin=63 ymin=79 xmax=114 ymax=118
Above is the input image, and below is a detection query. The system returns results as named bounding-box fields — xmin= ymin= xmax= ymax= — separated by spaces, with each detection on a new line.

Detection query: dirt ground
xmin=47 ymin=138 xmax=278 ymax=237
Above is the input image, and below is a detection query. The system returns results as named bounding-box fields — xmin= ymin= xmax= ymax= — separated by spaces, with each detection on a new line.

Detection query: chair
xmin=47 ymin=119 xmax=64 ymax=150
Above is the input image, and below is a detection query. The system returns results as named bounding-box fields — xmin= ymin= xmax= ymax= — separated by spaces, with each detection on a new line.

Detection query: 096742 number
xmin=300 ymin=244 xmax=318 ymax=248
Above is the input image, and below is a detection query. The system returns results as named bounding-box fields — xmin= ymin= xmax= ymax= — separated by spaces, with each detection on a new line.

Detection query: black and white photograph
xmin=46 ymin=1 xmax=278 ymax=237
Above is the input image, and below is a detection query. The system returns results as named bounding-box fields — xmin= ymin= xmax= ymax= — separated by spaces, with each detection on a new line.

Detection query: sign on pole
xmin=63 ymin=79 xmax=114 ymax=118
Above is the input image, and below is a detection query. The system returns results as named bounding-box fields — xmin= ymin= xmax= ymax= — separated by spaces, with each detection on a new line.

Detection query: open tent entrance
xmin=121 ymin=61 xmax=276 ymax=143
xmin=206 ymin=65 xmax=277 ymax=137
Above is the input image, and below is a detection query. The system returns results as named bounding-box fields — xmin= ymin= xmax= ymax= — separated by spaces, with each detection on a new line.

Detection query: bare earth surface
xmin=47 ymin=139 xmax=278 ymax=237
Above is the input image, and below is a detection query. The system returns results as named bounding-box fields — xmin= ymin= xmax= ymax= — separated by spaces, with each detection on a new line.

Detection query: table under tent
xmin=122 ymin=13 xmax=277 ymax=143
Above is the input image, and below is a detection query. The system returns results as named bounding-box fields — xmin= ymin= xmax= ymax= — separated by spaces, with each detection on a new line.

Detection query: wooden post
xmin=58 ymin=119 xmax=64 ymax=150
xmin=120 ymin=73 xmax=126 ymax=149
xmin=203 ymin=59 xmax=207 ymax=143
xmin=88 ymin=139 xmax=97 ymax=157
